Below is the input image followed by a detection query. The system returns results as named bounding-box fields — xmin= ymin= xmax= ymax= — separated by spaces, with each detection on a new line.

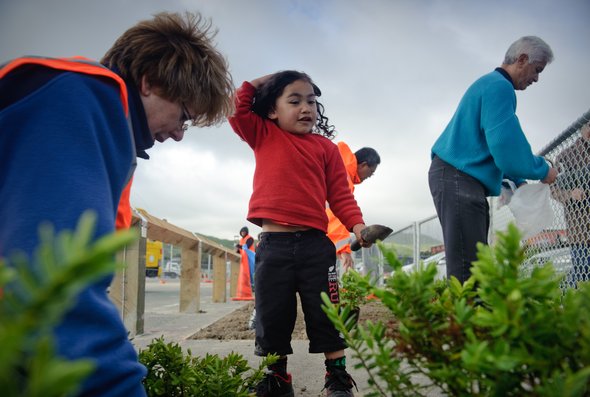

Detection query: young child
xmin=229 ymin=71 xmax=369 ymax=397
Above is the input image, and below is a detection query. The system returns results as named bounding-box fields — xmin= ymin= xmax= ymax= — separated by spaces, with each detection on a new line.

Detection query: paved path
xmin=131 ymin=280 xmax=443 ymax=396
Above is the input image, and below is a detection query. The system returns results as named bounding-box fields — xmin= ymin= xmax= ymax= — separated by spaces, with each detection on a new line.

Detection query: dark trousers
xmin=253 ymin=229 xmax=345 ymax=356
xmin=428 ymin=156 xmax=489 ymax=283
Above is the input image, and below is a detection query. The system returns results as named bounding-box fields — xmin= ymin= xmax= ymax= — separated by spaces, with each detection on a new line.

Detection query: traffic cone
xmin=232 ymin=256 xmax=254 ymax=301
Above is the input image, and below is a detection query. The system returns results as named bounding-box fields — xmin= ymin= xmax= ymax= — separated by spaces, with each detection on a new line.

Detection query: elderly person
xmin=429 ymin=36 xmax=558 ymax=283
xmin=0 ymin=11 xmax=233 ymax=396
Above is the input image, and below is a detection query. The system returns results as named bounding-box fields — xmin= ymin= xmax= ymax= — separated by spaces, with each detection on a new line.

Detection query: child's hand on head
xmin=250 ymin=74 xmax=274 ymax=88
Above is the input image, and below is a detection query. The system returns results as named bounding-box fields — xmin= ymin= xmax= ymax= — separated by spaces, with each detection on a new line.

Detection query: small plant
xmin=139 ymin=336 xmax=277 ymax=396
xmin=0 ymin=212 xmax=136 ymax=397
xmin=338 ymin=270 xmax=374 ymax=330
xmin=339 ymin=270 xmax=370 ymax=309
xmin=322 ymin=223 xmax=590 ymax=397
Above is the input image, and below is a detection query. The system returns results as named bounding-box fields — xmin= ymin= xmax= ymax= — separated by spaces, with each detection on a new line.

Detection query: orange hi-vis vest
xmin=233 ymin=234 xmax=255 ymax=301
xmin=0 ymin=56 xmax=135 ymax=230
xmin=239 ymin=233 xmax=255 ymax=281
xmin=326 ymin=142 xmax=361 ymax=254
xmin=239 ymin=234 xmax=255 ymax=253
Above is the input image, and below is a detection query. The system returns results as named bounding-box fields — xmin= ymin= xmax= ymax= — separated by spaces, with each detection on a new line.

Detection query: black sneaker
xmin=324 ymin=367 xmax=358 ymax=396
xmin=255 ymin=371 xmax=295 ymax=397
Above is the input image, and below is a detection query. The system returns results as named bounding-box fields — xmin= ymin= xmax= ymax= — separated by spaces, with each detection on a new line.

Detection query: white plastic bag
xmin=507 ymin=183 xmax=554 ymax=239
xmin=497 ymin=180 xmax=517 ymax=209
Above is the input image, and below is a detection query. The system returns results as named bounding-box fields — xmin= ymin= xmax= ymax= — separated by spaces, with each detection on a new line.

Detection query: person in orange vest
xmin=0 ymin=11 xmax=233 ymax=397
xmin=235 ymin=226 xmax=256 ymax=289
xmin=233 ymin=226 xmax=256 ymax=301
xmin=327 ymin=143 xmax=381 ymax=273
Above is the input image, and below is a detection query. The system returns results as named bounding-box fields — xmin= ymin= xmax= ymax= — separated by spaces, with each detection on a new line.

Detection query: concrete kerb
xmin=131 ymin=298 xmax=248 ymax=350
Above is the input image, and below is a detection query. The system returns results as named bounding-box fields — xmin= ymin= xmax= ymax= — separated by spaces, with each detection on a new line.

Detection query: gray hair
xmin=503 ymin=36 xmax=554 ymax=65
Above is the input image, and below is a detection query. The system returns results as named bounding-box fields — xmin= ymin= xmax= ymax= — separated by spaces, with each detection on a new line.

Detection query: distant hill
xmin=382 ymin=232 xmax=444 ymax=262
xmin=387 ymin=232 xmax=442 ymax=247
xmin=197 ymin=234 xmax=236 ymax=251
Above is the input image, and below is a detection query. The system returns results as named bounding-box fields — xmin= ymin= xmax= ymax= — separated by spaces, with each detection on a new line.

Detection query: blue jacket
xmin=0 ymin=58 xmax=150 ymax=396
xmin=431 ymin=69 xmax=549 ymax=196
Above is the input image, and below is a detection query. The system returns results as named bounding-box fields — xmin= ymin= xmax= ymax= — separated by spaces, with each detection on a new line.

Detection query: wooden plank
xmin=229 ymin=255 xmax=240 ymax=298
xmin=179 ymin=244 xmax=200 ymax=313
xmin=109 ymin=226 xmax=144 ymax=336
xmin=212 ymin=254 xmax=227 ymax=303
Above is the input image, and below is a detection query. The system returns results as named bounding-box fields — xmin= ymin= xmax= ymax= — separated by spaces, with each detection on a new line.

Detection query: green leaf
xmin=0 ymin=211 xmax=137 ymax=396
xmin=321 ymin=222 xmax=590 ymax=396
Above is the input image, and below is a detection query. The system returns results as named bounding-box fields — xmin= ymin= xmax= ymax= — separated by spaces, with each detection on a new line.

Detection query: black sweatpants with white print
xmin=254 ymin=229 xmax=346 ymax=356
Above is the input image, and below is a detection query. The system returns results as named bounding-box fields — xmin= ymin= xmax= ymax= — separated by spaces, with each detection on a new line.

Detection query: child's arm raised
xmin=228 ymin=80 xmax=266 ymax=147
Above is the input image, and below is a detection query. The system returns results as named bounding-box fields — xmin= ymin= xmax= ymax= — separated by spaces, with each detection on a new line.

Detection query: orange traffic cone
xmin=232 ymin=257 xmax=254 ymax=301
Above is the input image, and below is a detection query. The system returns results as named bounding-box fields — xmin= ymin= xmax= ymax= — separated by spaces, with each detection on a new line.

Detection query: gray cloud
xmin=2 ymin=0 xmax=589 ymax=239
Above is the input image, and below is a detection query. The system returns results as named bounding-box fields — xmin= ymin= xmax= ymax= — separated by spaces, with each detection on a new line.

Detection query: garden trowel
xmin=350 ymin=224 xmax=393 ymax=251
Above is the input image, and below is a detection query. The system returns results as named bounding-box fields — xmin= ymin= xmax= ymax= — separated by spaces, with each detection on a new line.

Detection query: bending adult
xmin=429 ymin=36 xmax=558 ymax=284
xmin=326 ymin=143 xmax=380 ymax=271
xmin=0 ymin=11 xmax=233 ymax=396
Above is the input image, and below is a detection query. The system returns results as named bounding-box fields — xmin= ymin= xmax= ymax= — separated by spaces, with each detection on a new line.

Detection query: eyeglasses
xmin=179 ymin=103 xmax=195 ymax=132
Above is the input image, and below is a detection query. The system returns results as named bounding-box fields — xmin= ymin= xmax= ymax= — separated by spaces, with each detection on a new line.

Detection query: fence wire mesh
xmin=354 ymin=216 xmax=445 ymax=285
xmin=490 ymin=111 xmax=590 ymax=288
xmin=375 ymin=110 xmax=590 ymax=290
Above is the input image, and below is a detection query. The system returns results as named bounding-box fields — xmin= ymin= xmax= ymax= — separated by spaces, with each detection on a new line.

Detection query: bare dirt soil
xmin=189 ymin=299 xmax=395 ymax=340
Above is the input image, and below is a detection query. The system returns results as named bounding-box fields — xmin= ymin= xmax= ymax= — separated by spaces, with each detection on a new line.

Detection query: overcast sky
xmin=2 ymin=0 xmax=589 ymax=241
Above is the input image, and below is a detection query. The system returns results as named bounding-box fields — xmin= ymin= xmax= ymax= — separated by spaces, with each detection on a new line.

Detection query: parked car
xmin=402 ymin=252 xmax=446 ymax=280
xmin=521 ymin=247 xmax=572 ymax=278
xmin=163 ymin=261 xmax=181 ymax=278
xmin=400 ymin=247 xmax=574 ymax=285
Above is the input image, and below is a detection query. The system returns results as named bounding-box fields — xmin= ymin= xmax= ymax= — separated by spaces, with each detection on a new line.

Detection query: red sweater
xmin=228 ymin=81 xmax=364 ymax=232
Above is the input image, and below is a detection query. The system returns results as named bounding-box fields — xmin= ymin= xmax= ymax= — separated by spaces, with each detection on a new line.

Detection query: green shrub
xmin=322 ymin=224 xmax=590 ymax=397
xmin=0 ymin=212 xmax=136 ymax=397
xmin=340 ymin=269 xmax=370 ymax=310
xmin=139 ymin=337 xmax=277 ymax=396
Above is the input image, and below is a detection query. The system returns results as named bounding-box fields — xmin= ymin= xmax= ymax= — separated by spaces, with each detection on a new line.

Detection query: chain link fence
xmin=363 ymin=110 xmax=590 ymax=289
xmin=356 ymin=215 xmax=444 ymax=286
xmin=490 ymin=110 xmax=590 ymax=288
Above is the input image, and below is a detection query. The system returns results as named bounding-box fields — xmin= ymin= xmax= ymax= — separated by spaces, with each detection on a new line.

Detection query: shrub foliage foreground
xmin=0 ymin=212 xmax=135 ymax=397
xmin=138 ymin=337 xmax=276 ymax=397
xmin=0 ymin=214 xmax=275 ymax=397
xmin=323 ymin=224 xmax=590 ymax=397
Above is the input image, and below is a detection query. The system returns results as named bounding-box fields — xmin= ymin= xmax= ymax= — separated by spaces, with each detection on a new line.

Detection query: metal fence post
xmin=413 ymin=221 xmax=420 ymax=267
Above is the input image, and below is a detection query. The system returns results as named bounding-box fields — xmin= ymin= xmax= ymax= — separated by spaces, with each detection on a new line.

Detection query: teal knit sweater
xmin=431 ymin=69 xmax=549 ymax=196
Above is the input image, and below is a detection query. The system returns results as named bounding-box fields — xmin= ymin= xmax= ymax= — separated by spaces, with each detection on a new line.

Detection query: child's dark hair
xmin=252 ymin=70 xmax=335 ymax=139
